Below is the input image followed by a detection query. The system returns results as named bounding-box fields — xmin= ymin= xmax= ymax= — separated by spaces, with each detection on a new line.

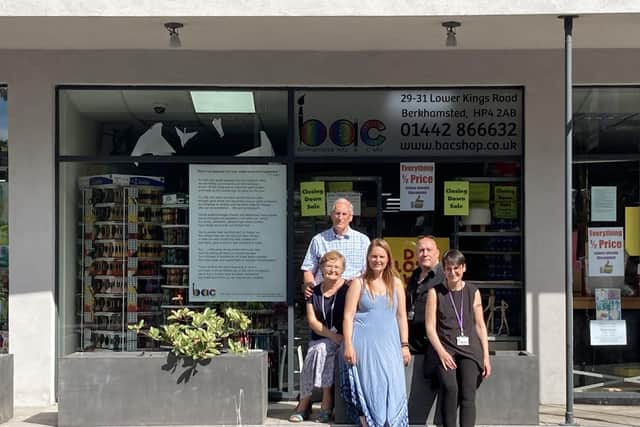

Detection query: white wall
xmin=1 ymin=1 xmax=638 ymax=15
xmin=0 ymin=47 xmax=632 ymax=405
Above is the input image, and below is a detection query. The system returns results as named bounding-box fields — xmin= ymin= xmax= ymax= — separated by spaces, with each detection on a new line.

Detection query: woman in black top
xmin=289 ymin=250 xmax=348 ymax=423
xmin=425 ymin=249 xmax=491 ymax=427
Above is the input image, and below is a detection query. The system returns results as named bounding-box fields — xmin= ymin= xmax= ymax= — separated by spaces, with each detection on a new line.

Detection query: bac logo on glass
xmin=297 ymin=95 xmax=386 ymax=147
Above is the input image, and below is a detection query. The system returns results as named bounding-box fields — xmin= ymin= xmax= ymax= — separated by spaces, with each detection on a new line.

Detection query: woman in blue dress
xmin=342 ymin=238 xmax=410 ymax=427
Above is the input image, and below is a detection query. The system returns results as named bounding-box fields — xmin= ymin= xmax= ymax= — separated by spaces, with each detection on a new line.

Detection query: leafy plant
xmin=129 ymin=307 xmax=251 ymax=360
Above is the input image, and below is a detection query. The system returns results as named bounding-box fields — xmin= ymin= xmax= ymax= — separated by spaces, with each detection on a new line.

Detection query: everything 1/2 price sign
xmin=294 ymin=88 xmax=522 ymax=157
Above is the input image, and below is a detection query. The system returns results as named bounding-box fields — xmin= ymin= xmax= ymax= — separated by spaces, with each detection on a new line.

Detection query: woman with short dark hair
xmin=425 ymin=249 xmax=491 ymax=427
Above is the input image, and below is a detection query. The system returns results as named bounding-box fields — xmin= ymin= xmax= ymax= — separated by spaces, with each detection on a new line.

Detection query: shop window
xmin=58 ymin=88 xmax=288 ymax=157
xmin=0 ymin=86 xmax=7 ymax=353
xmin=292 ymin=88 xmax=525 ymax=353
xmin=57 ymin=87 xmax=290 ymax=394
xmin=573 ymin=86 xmax=640 ymax=395
xmin=574 ymin=87 xmax=640 ymax=155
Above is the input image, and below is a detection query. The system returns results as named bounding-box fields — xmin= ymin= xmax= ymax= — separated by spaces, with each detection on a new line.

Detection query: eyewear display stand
xmin=78 ymin=175 xmax=165 ymax=352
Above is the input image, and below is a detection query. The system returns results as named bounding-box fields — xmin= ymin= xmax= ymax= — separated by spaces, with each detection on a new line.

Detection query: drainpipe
xmin=561 ymin=14 xmax=578 ymax=427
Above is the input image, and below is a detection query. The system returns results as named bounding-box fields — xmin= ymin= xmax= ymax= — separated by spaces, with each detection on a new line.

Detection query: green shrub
xmin=129 ymin=307 xmax=251 ymax=360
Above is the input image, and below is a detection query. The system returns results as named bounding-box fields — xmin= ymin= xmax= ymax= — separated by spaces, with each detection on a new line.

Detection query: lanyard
xmin=447 ymin=288 xmax=464 ymax=336
xmin=321 ymin=293 xmax=336 ymax=330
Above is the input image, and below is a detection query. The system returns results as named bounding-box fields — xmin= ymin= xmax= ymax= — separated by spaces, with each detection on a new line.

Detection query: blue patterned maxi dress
xmin=341 ymin=288 xmax=408 ymax=427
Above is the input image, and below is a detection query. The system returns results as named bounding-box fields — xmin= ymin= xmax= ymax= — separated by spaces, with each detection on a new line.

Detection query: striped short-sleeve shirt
xmin=301 ymin=226 xmax=370 ymax=283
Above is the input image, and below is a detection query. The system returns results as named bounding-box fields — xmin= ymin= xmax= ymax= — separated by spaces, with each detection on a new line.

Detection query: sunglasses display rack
xmin=160 ymin=197 xmax=191 ymax=309
xmin=78 ymin=175 xmax=165 ymax=352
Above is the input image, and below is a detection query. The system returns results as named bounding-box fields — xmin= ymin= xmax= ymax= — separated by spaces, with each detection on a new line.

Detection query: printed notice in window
xmin=590 ymin=320 xmax=627 ymax=346
xmin=189 ymin=164 xmax=286 ymax=301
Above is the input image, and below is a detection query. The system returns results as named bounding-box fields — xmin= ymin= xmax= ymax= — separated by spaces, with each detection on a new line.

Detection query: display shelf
xmin=488 ymin=336 xmax=521 ymax=342
xmin=464 ymin=176 xmax=520 ymax=182
xmin=247 ymin=328 xmax=275 ymax=334
xmin=161 ymin=304 xmax=201 ymax=309
xmin=468 ymin=281 xmax=522 ymax=289
xmin=241 ymin=309 xmax=275 ymax=315
xmin=574 ymin=296 xmax=640 ymax=310
xmin=452 ymin=175 xmax=524 ymax=351
xmin=162 ymin=204 xmax=189 ymax=209
xmin=92 ymin=329 xmax=126 ymax=334
xmin=161 ymin=224 xmax=189 ymax=228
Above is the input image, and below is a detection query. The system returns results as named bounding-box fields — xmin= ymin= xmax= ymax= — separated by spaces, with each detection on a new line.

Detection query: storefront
xmin=2 ymin=7 xmax=640 ymax=409
xmin=57 ymin=86 xmax=525 ymax=399
xmin=0 ymin=47 xmax=566 ymax=407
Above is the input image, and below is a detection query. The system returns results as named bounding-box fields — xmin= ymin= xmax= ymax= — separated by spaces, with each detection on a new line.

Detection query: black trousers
xmin=436 ymin=356 xmax=482 ymax=427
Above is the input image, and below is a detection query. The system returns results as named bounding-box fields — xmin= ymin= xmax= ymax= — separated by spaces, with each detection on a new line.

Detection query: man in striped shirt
xmin=301 ymin=198 xmax=370 ymax=295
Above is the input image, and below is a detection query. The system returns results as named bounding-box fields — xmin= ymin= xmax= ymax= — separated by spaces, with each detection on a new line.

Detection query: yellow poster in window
xmin=469 ymin=183 xmax=490 ymax=202
xmin=300 ymin=182 xmax=326 ymax=216
xmin=444 ymin=181 xmax=469 ymax=216
xmin=494 ymin=185 xmax=518 ymax=219
xmin=494 ymin=185 xmax=517 ymax=201
xmin=494 ymin=201 xmax=518 ymax=219
xmin=386 ymin=236 xmax=450 ymax=285
xmin=327 ymin=181 xmax=353 ymax=192
xmin=625 ymin=207 xmax=640 ymax=256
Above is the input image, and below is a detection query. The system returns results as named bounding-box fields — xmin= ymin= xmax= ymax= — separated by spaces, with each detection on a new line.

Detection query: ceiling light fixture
xmin=164 ymin=22 xmax=184 ymax=48
xmin=442 ymin=21 xmax=461 ymax=48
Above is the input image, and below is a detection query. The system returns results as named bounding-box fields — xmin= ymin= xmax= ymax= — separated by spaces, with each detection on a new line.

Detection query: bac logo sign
xmin=192 ymin=286 xmax=217 ymax=298
xmin=297 ymin=95 xmax=386 ymax=147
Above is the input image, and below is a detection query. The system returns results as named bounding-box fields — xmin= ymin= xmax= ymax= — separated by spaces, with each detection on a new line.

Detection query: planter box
xmin=336 ymin=351 xmax=538 ymax=425
xmin=58 ymin=350 xmax=267 ymax=427
xmin=0 ymin=354 xmax=12 ymax=424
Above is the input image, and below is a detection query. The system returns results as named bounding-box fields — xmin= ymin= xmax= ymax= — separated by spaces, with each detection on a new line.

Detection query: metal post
xmin=561 ymin=14 xmax=578 ymax=427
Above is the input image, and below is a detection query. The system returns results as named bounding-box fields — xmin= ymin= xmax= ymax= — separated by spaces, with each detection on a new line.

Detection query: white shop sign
xmin=294 ymin=88 xmax=522 ymax=157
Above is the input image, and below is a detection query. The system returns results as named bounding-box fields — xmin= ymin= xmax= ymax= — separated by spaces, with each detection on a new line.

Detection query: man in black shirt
xmin=405 ymin=235 xmax=445 ymax=423
xmin=406 ymin=236 xmax=444 ymax=359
